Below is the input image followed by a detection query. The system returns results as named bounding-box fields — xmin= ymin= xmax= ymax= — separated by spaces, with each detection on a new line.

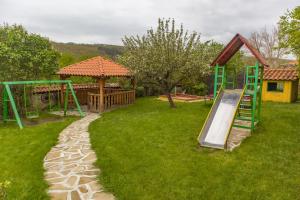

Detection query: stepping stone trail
xmin=44 ymin=113 xmax=115 ymax=200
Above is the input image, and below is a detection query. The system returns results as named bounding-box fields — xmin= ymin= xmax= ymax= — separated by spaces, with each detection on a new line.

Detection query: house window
xmin=267 ymin=82 xmax=284 ymax=92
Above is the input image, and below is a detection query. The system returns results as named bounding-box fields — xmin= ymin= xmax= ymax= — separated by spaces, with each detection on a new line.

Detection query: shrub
xmin=136 ymin=86 xmax=145 ymax=97
xmin=192 ymin=83 xmax=208 ymax=96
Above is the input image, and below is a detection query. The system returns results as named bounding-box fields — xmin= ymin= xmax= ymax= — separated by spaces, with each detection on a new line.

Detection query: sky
xmin=0 ymin=0 xmax=298 ymax=45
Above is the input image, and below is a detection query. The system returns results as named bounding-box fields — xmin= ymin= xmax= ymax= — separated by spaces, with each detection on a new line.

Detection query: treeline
xmin=52 ymin=42 xmax=124 ymax=67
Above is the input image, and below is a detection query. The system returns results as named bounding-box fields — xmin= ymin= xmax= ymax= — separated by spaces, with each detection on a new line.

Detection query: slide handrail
xmin=197 ymin=86 xmax=224 ymax=142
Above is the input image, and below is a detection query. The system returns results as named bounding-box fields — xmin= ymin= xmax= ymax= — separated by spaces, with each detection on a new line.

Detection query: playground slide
xmin=199 ymin=89 xmax=243 ymax=149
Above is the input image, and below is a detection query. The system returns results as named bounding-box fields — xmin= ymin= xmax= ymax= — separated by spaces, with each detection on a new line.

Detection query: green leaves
xmin=0 ymin=24 xmax=60 ymax=81
xmin=278 ymin=6 xmax=300 ymax=60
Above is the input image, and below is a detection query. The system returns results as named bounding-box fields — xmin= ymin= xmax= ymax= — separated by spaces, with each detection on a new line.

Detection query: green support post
xmin=67 ymin=82 xmax=84 ymax=117
xmin=250 ymin=62 xmax=259 ymax=132
xmin=257 ymin=66 xmax=263 ymax=123
xmin=245 ymin=66 xmax=249 ymax=91
xmin=213 ymin=64 xmax=219 ymax=98
xmin=2 ymin=87 xmax=8 ymax=122
xmin=213 ymin=64 xmax=226 ymax=99
xmin=4 ymin=84 xmax=23 ymax=129
xmin=222 ymin=66 xmax=226 ymax=89
xmin=64 ymin=84 xmax=69 ymax=116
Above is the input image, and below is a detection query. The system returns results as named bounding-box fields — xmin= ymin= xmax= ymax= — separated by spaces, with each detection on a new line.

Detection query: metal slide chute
xmin=198 ymin=88 xmax=245 ymax=149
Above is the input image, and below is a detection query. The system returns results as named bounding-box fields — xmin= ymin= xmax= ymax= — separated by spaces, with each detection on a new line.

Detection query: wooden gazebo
xmin=57 ymin=56 xmax=135 ymax=113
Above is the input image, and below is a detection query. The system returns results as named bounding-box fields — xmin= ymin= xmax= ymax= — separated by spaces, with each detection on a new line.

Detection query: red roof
xmin=264 ymin=68 xmax=298 ymax=81
xmin=211 ymin=33 xmax=269 ymax=67
xmin=57 ymin=56 xmax=131 ymax=77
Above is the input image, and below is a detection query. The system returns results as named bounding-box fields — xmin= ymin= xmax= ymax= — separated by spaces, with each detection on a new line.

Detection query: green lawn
xmin=90 ymin=97 xmax=300 ymax=200
xmin=0 ymin=116 xmax=77 ymax=199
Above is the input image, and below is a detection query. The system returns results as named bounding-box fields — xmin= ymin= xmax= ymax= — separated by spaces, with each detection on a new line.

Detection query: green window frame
xmin=267 ymin=81 xmax=284 ymax=92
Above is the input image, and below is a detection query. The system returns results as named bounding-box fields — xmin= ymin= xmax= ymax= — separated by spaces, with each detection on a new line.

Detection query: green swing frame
xmin=2 ymin=80 xmax=84 ymax=129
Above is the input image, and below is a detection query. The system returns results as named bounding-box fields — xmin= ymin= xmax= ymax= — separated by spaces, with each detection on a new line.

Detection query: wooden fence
xmin=88 ymin=90 xmax=135 ymax=113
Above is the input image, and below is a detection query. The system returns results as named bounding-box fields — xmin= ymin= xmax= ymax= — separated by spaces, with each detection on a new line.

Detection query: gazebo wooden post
xmin=98 ymin=78 xmax=105 ymax=112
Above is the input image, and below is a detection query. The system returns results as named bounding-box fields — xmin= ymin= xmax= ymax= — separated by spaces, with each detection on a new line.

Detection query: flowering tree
xmin=120 ymin=18 xmax=220 ymax=107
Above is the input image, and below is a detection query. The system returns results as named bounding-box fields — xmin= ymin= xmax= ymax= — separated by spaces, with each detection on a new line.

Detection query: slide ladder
xmin=233 ymin=63 xmax=260 ymax=132
xmin=213 ymin=64 xmax=225 ymax=98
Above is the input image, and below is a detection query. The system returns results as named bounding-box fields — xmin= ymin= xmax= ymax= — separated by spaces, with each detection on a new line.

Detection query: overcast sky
xmin=0 ymin=0 xmax=298 ymax=45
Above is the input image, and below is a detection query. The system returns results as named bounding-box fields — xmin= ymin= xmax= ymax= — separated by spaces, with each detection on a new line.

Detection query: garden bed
xmin=159 ymin=93 xmax=212 ymax=102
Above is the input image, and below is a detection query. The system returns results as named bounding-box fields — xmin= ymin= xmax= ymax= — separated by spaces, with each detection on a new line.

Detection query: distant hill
xmin=52 ymin=41 xmax=296 ymax=68
xmin=52 ymin=42 xmax=124 ymax=60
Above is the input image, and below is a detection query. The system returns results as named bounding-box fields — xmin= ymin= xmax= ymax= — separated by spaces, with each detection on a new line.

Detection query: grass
xmin=90 ymin=97 xmax=300 ymax=200
xmin=0 ymin=115 xmax=77 ymax=199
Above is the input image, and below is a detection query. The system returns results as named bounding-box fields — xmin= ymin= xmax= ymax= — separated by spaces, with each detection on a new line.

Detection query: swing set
xmin=2 ymin=80 xmax=84 ymax=129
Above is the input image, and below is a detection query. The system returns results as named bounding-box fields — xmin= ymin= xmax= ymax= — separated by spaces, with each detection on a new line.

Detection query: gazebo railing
xmin=104 ymin=90 xmax=135 ymax=110
xmin=88 ymin=90 xmax=135 ymax=112
xmin=88 ymin=93 xmax=100 ymax=112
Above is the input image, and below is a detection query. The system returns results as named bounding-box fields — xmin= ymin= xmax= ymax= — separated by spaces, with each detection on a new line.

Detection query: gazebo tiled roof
xmin=264 ymin=68 xmax=298 ymax=81
xmin=57 ymin=56 xmax=131 ymax=77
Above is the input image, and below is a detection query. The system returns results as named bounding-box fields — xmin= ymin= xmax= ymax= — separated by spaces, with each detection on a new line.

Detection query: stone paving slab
xmin=44 ymin=113 xmax=115 ymax=200
xmin=227 ymin=120 xmax=251 ymax=151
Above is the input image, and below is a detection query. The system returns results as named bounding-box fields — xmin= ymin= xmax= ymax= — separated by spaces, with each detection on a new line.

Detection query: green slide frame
xmin=213 ymin=61 xmax=263 ymax=133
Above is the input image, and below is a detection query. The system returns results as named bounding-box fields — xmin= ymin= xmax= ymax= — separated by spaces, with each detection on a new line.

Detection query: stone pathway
xmin=44 ymin=113 xmax=115 ymax=200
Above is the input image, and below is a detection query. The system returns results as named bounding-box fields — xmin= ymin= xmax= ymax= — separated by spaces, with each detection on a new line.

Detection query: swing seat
xmin=26 ymin=111 xmax=39 ymax=119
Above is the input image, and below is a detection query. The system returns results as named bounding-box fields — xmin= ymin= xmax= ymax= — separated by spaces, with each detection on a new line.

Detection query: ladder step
xmin=236 ymin=117 xmax=252 ymax=121
xmin=240 ymin=107 xmax=252 ymax=110
xmin=239 ymin=112 xmax=252 ymax=115
xmin=240 ymin=105 xmax=251 ymax=109
xmin=233 ymin=124 xmax=252 ymax=129
xmin=240 ymin=102 xmax=251 ymax=105
xmin=239 ymin=108 xmax=251 ymax=111
xmin=248 ymin=75 xmax=256 ymax=78
xmin=245 ymin=91 xmax=255 ymax=95
xmin=241 ymin=99 xmax=251 ymax=102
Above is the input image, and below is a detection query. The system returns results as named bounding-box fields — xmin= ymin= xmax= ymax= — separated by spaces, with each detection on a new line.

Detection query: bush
xmin=184 ymin=83 xmax=208 ymax=96
xmin=193 ymin=83 xmax=208 ymax=96
xmin=136 ymin=86 xmax=145 ymax=97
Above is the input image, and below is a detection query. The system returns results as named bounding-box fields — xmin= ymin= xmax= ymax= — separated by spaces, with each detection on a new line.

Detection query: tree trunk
xmin=166 ymin=92 xmax=176 ymax=108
